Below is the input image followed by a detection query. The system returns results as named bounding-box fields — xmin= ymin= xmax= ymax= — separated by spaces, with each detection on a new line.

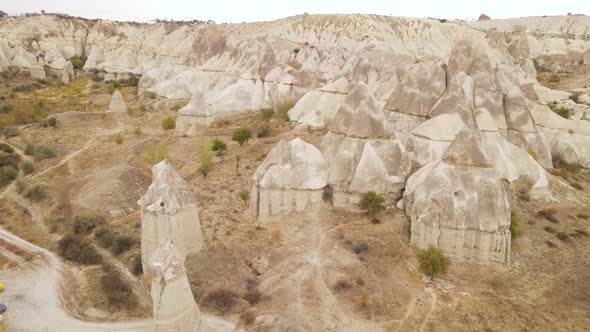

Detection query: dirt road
xmin=0 ymin=228 xmax=237 ymax=331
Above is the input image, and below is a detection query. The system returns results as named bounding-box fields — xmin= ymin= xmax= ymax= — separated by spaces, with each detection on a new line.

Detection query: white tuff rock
xmin=250 ymin=137 xmax=328 ymax=221
xmin=404 ymin=129 xmax=512 ymax=264
xmin=138 ymin=160 xmax=204 ymax=269
xmin=149 ymin=237 xmax=201 ymax=332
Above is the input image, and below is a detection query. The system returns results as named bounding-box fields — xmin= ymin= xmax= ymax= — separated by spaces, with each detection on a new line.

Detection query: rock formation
xmin=250 ymin=137 xmax=328 ymax=221
xmin=404 ymin=129 xmax=511 ymax=264
xmin=138 ymin=160 xmax=203 ymax=269
xmin=108 ymin=90 xmax=127 ymax=113
xmin=404 ymin=39 xmax=552 ymax=197
xmin=149 ymin=237 xmax=201 ymax=332
xmin=319 ymin=83 xmax=411 ymax=208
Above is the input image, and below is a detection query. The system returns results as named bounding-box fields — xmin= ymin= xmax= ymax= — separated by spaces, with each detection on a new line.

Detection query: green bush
xmin=417 ymin=245 xmax=451 ymax=280
xmin=32 ymin=145 xmax=56 ymax=161
xmin=1 ymin=104 xmax=12 ymax=114
xmin=73 ymin=215 xmax=103 ymax=234
xmin=171 ymin=102 xmax=182 ymax=112
xmin=232 ymin=128 xmax=252 ymax=146
xmin=111 ymin=236 xmax=134 ymax=255
xmin=260 ymin=108 xmax=274 ymax=119
xmin=0 ymin=165 xmax=18 ymax=186
xmin=0 ymin=143 xmax=14 ymax=153
xmin=359 ymin=191 xmax=385 ymax=215
xmin=20 ymin=160 xmax=34 ymax=175
xmin=547 ymin=74 xmax=561 ymax=83
xmin=510 ymin=209 xmax=523 ymax=239
xmin=277 ymin=100 xmax=293 ymax=121
xmin=112 ymin=81 xmax=121 ymax=89
xmin=47 ymin=117 xmax=57 ymax=127
xmin=2 ymin=126 xmax=19 ymax=137
xmin=238 ymin=190 xmax=250 ymax=205
xmin=58 ymin=234 xmax=102 ymax=265
xmin=198 ymin=139 xmax=213 ymax=176
xmin=145 ymin=142 xmax=168 ymax=165
xmin=94 ymin=225 xmax=115 ymax=247
xmin=113 ymin=133 xmax=124 ymax=145
xmin=161 ymin=116 xmax=176 ymax=130
xmin=24 ymin=144 xmax=34 ymax=155
xmin=211 ymin=138 xmax=227 ymax=155
xmin=68 ymin=55 xmax=87 ymax=70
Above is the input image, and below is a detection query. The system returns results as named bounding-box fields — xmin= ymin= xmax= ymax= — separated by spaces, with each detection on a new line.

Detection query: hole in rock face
xmin=160 ymin=201 xmax=165 ymax=207
xmin=322 ymin=185 xmax=334 ymax=205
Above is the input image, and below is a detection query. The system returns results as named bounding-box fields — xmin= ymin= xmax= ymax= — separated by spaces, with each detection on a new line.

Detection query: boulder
xmin=149 ymin=238 xmax=201 ymax=332
xmin=320 ymin=83 xmax=411 ymax=207
xmin=108 ymin=90 xmax=127 ymax=113
xmin=404 ymin=129 xmax=511 ymax=264
xmin=138 ymin=160 xmax=204 ymax=269
xmin=250 ymin=137 xmax=328 ymax=221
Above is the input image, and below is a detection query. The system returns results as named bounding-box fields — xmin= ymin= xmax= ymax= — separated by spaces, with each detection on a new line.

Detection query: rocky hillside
xmin=0 ymin=12 xmax=589 ymax=331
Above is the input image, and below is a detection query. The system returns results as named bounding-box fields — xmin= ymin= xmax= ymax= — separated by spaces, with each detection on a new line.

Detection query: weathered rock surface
xmin=404 ymin=129 xmax=511 ymax=264
xmin=149 ymin=237 xmax=201 ymax=332
xmin=320 ymin=83 xmax=411 ymax=207
xmin=138 ymin=160 xmax=204 ymax=268
xmin=108 ymin=90 xmax=127 ymax=113
xmin=250 ymin=137 xmax=328 ymax=221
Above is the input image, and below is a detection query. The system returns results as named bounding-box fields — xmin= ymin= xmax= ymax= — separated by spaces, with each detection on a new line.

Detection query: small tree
xmin=161 ymin=116 xmax=176 ymax=130
xmin=232 ymin=128 xmax=252 ymax=146
xmin=238 ymin=190 xmax=250 ymax=205
xmin=510 ymin=209 xmax=523 ymax=239
xmin=198 ymin=138 xmax=213 ymax=176
xmin=68 ymin=55 xmax=87 ymax=70
xmin=211 ymin=138 xmax=227 ymax=155
xmin=47 ymin=117 xmax=57 ymax=127
xmin=358 ymin=191 xmax=384 ymax=215
xmin=417 ymin=245 xmax=451 ymax=280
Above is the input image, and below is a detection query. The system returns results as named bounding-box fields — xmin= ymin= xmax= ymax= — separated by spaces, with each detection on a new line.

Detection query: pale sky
xmin=2 ymin=0 xmax=589 ymax=23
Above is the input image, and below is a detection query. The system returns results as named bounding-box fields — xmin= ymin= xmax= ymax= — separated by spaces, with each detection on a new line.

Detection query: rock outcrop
xmin=149 ymin=237 xmax=201 ymax=332
xmin=108 ymin=90 xmax=127 ymax=113
xmin=250 ymin=137 xmax=328 ymax=221
xmin=404 ymin=39 xmax=552 ymax=197
xmin=320 ymin=83 xmax=411 ymax=207
xmin=404 ymin=129 xmax=511 ymax=264
xmin=138 ymin=160 xmax=204 ymax=269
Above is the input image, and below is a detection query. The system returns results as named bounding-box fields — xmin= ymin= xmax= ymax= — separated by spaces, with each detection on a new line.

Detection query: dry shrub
xmin=556 ymin=232 xmax=569 ymax=242
xmin=546 ymin=240 xmax=557 ymax=248
xmin=101 ymin=269 xmax=135 ymax=307
xmin=333 ymin=280 xmax=353 ymax=292
xmin=543 ymin=226 xmax=556 ymax=234
xmin=243 ymin=289 xmax=262 ymax=305
xmin=538 ymin=208 xmax=559 ymax=224
xmin=512 ymin=176 xmax=533 ymax=201
xmin=203 ymin=289 xmax=239 ymax=314
xmin=577 ymin=213 xmax=589 ymax=220
xmin=271 ymin=229 xmax=282 ymax=243
xmin=240 ymin=310 xmax=256 ymax=325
